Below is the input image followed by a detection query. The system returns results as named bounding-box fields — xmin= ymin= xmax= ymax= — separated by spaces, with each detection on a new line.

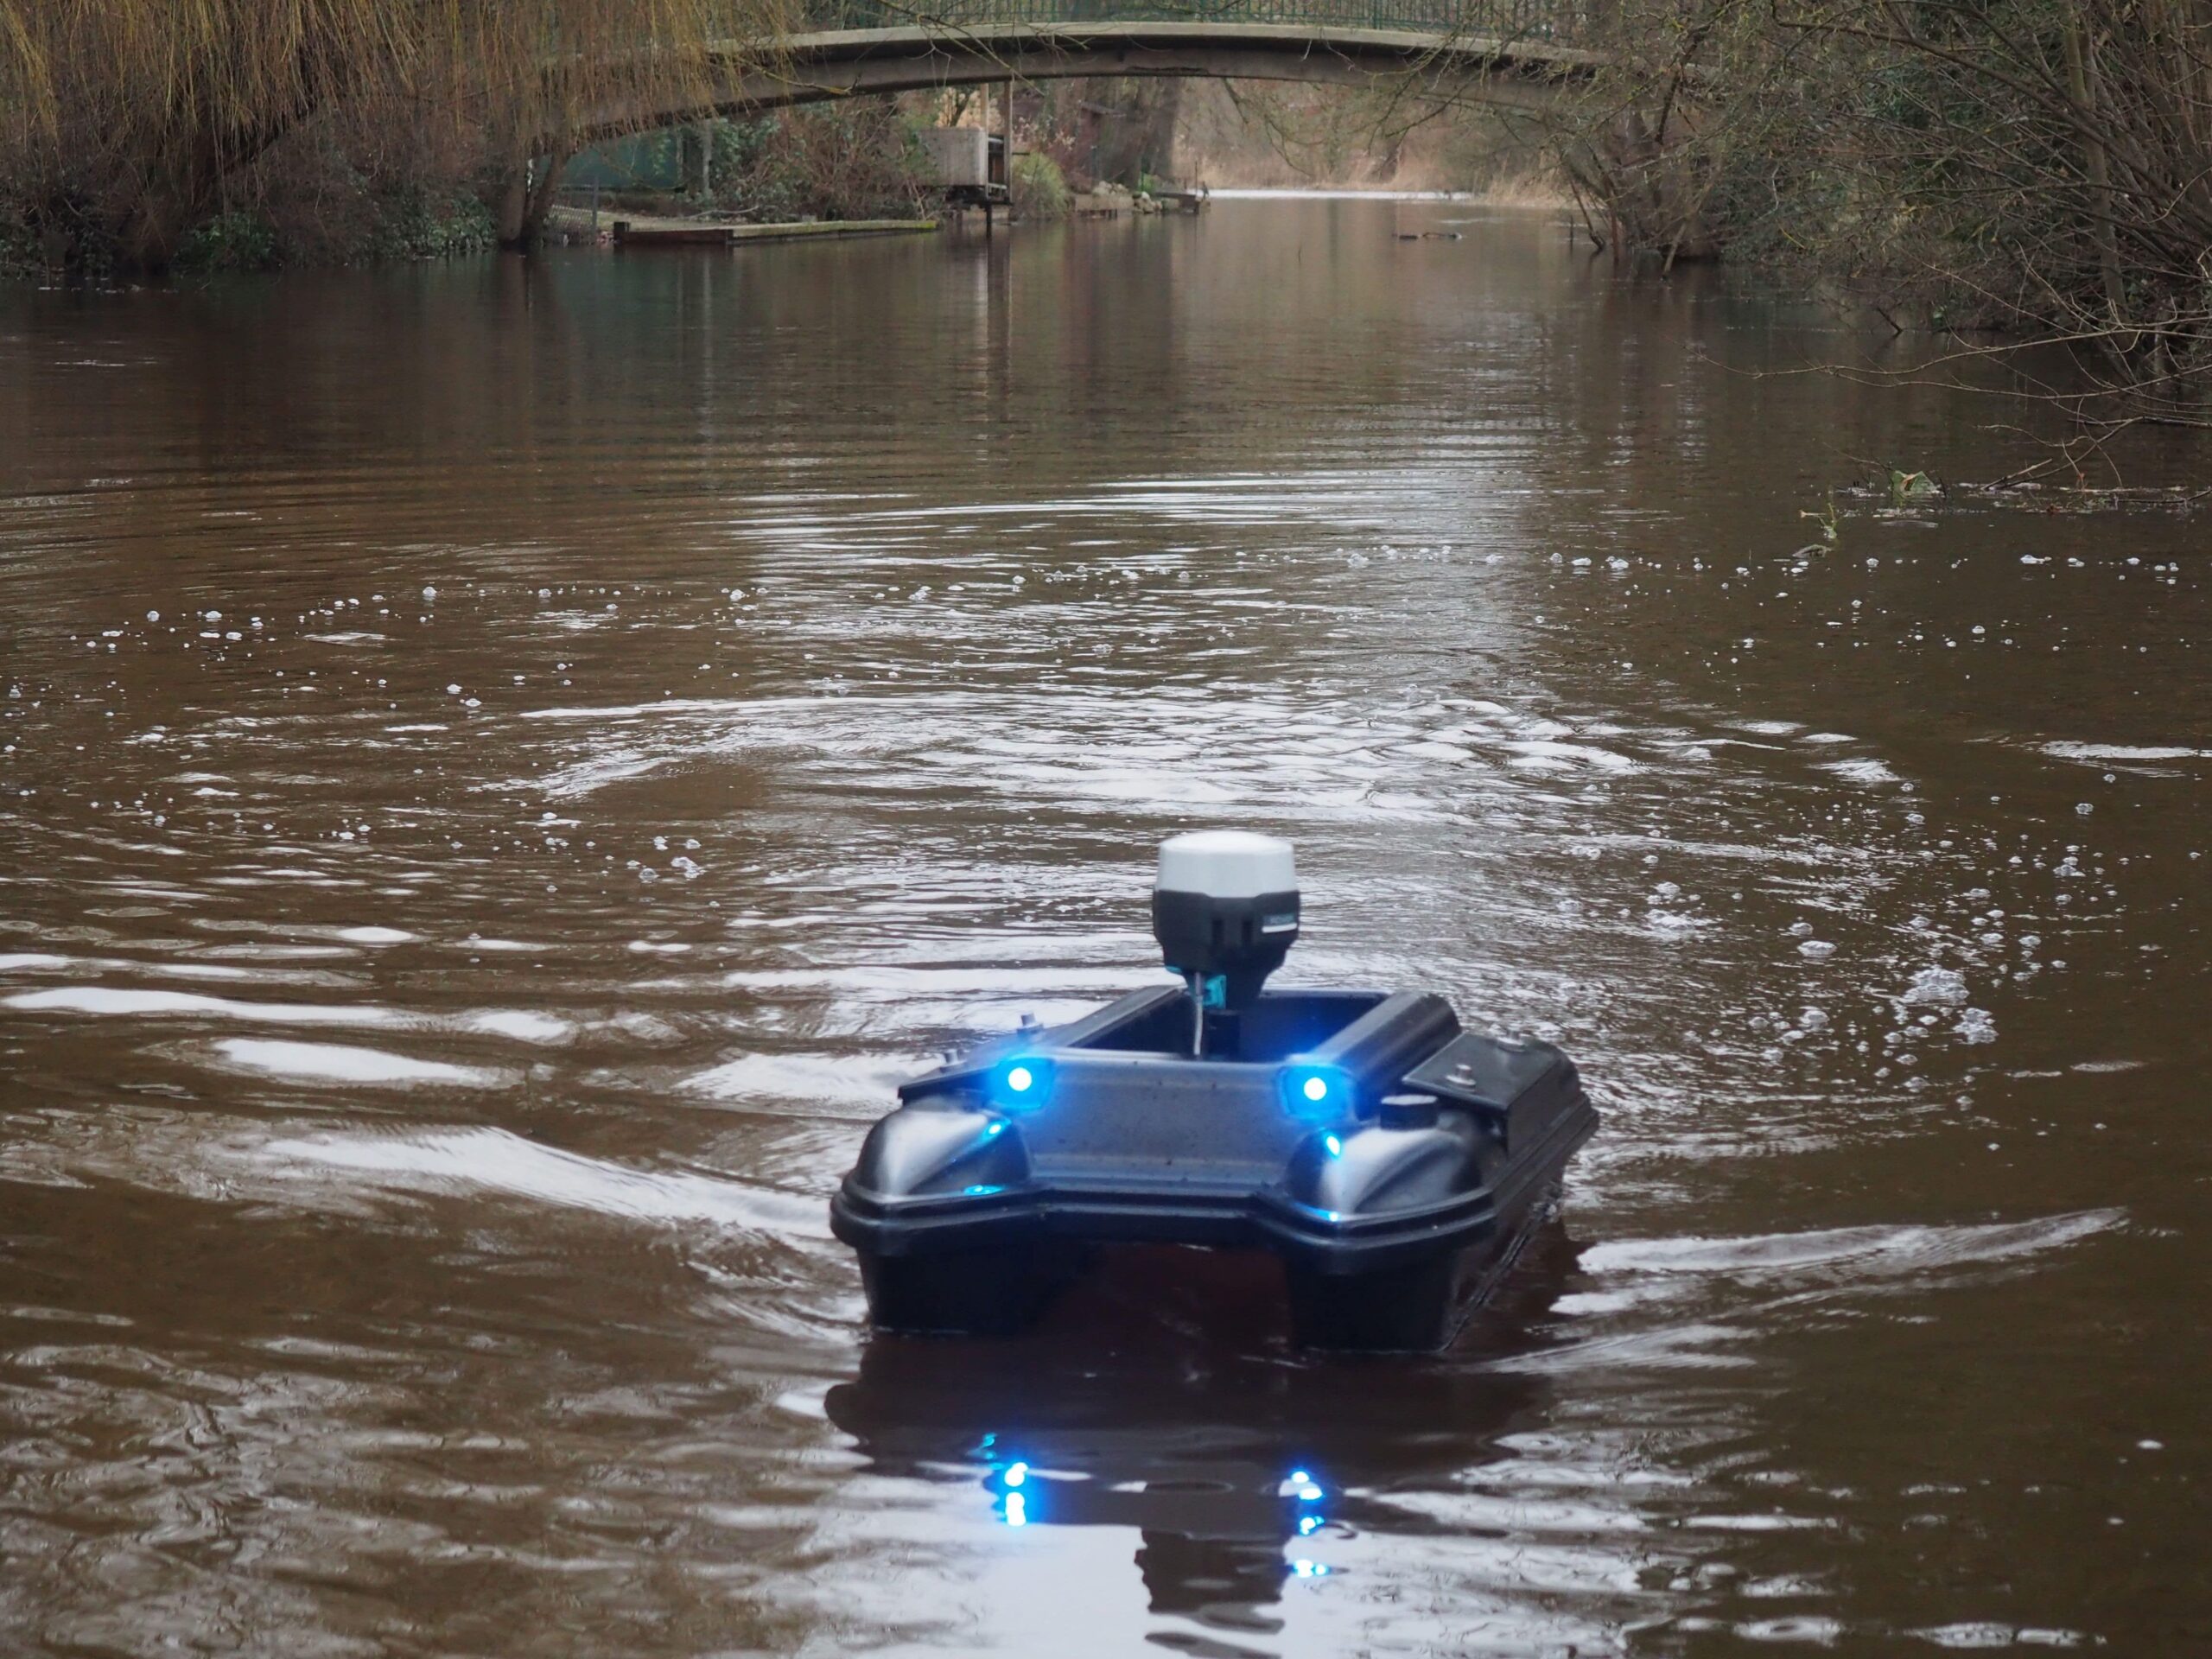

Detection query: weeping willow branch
xmin=0 ymin=0 xmax=793 ymax=264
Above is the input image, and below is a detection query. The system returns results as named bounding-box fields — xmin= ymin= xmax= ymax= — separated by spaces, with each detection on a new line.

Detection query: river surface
xmin=2 ymin=200 xmax=2207 ymax=1656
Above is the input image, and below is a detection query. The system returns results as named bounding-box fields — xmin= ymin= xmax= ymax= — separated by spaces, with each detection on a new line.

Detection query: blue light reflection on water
xmin=985 ymin=1446 xmax=1037 ymax=1528
xmin=1286 ymin=1467 xmax=1330 ymax=1563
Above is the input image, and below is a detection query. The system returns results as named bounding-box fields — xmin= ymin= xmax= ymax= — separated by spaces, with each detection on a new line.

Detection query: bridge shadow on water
xmin=824 ymin=1224 xmax=1584 ymax=1648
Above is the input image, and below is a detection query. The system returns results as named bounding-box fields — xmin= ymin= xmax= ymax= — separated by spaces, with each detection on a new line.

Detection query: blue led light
xmin=1292 ymin=1559 xmax=1331 ymax=1579
xmin=1288 ymin=1469 xmax=1310 ymax=1484
xmin=1280 ymin=1064 xmax=1351 ymax=1121
xmin=963 ymin=1183 xmax=1003 ymax=1197
xmin=1322 ymin=1134 xmax=1342 ymax=1158
xmin=988 ymin=1054 xmax=1053 ymax=1112
xmin=1005 ymin=1492 xmax=1027 ymax=1528
xmin=1004 ymin=1461 xmax=1028 ymax=1490
xmin=1299 ymin=1515 xmax=1323 ymax=1536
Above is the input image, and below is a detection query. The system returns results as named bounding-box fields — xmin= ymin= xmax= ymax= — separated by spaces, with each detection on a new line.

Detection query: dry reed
xmin=0 ymin=0 xmax=794 ymax=264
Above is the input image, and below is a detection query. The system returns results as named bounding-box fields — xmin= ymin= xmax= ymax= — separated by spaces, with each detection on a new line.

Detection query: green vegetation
xmin=1012 ymin=151 xmax=1072 ymax=220
xmin=1554 ymin=0 xmax=2212 ymax=427
xmin=705 ymin=107 xmax=932 ymax=223
xmin=563 ymin=107 xmax=933 ymax=225
xmin=359 ymin=188 xmax=500 ymax=263
xmin=174 ymin=210 xmax=280 ymax=273
xmin=0 ymin=206 xmax=39 ymax=282
xmin=1799 ymin=494 xmax=1841 ymax=544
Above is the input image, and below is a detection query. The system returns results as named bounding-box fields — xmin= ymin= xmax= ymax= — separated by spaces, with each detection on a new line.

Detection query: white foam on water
xmin=685 ymin=1051 xmax=912 ymax=1114
xmin=461 ymin=1009 xmax=570 ymax=1043
xmin=137 ymin=961 xmax=262 ymax=982
xmin=6 ymin=987 xmax=396 ymax=1027
xmin=1819 ymin=758 xmax=1904 ymax=785
xmin=1580 ymin=1210 xmax=2122 ymax=1281
xmin=215 ymin=1038 xmax=496 ymax=1088
xmin=2037 ymin=741 xmax=2205 ymax=764
xmin=257 ymin=1126 xmax=829 ymax=1239
xmin=1912 ymin=1624 xmax=2090 ymax=1649
xmin=1503 ymin=739 xmax=1641 ymax=773
xmin=519 ymin=696 xmax=748 ymax=721
xmin=1902 ymin=967 xmax=1970 ymax=1007
xmin=7 ymin=987 xmax=572 ymax=1046
xmin=719 ymin=963 xmax=1158 ymax=997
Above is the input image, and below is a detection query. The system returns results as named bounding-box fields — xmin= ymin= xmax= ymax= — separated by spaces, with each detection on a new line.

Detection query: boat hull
xmin=830 ymin=986 xmax=1597 ymax=1351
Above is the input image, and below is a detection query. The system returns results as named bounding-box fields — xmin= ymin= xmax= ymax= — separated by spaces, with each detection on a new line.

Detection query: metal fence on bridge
xmin=800 ymin=0 xmax=1578 ymax=42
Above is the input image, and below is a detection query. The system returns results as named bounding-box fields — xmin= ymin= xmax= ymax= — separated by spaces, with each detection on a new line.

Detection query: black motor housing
xmin=1151 ymin=886 xmax=1300 ymax=1009
xmin=1150 ymin=829 xmax=1302 ymax=1020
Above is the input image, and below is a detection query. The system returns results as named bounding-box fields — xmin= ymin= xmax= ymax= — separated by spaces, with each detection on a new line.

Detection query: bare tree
xmin=1537 ymin=0 xmax=2212 ymax=427
xmin=0 ymin=0 xmax=791 ymax=265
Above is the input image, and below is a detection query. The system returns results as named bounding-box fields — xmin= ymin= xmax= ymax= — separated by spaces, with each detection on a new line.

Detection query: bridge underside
xmin=574 ymin=22 xmax=1592 ymax=143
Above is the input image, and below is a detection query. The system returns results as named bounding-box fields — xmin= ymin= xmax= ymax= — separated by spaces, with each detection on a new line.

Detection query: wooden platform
xmin=563 ymin=208 xmax=940 ymax=248
xmin=612 ymin=222 xmax=736 ymax=246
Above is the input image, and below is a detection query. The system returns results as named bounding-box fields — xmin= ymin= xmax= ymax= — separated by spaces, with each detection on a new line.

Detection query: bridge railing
xmin=799 ymin=0 xmax=1575 ymax=43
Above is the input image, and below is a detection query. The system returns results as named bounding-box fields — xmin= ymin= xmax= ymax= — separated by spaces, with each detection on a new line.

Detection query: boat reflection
xmin=824 ymin=1224 xmax=1581 ymax=1639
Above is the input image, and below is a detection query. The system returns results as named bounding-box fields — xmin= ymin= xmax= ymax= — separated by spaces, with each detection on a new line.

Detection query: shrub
xmin=0 ymin=208 xmax=39 ymax=281
xmin=174 ymin=210 xmax=279 ymax=272
xmin=1013 ymin=150 xmax=1071 ymax=220
xmin=359 ymin=187 xmax=498 ymax=260
xmin=708 ymin=105 xmax=930 ymax=222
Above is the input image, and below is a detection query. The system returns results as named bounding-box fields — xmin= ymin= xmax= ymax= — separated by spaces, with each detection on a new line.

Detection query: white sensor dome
xmin=1155 ymin=830 xmax=1296 ymax=899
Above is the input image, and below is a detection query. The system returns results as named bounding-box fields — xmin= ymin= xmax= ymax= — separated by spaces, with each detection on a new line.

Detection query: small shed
xmin=920 ymin=127 xmax=1008 ymax=204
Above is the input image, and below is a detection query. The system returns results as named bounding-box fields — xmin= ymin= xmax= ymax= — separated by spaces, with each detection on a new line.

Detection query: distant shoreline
xmin=1202 ymin=185 xmax=1570 ymax=207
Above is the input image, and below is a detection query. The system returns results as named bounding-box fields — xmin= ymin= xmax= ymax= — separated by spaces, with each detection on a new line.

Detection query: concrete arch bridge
xmin=563 ymin=0 xmax=1600 ymax=148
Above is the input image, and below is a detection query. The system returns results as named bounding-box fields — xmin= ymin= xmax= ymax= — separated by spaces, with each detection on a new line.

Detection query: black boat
xmin=830 ymin=831 xmax=1598 ymax=1351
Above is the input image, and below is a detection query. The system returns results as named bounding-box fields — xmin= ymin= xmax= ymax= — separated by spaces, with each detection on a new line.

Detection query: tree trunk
xmin=495 ymin=156 xmax=532 ymax=248
xmin=496 ymin=146 xmax=574 ymax=250
xmin=115 ymin=131 xmax=226 ymax=270
xmin=118 ymin=191 xmax=200 ymax=272
xmin=109 ymin=41 xmax=337 ymax=272
xmin=681 ymin=125 xmax=711 ymax=197
xmin=2060 ymin=14 xmax=2129 ymax=330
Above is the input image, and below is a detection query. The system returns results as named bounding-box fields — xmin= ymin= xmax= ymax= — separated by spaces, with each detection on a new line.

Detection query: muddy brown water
xmin=1 ymin=201 xmax=2207 ymax=1656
